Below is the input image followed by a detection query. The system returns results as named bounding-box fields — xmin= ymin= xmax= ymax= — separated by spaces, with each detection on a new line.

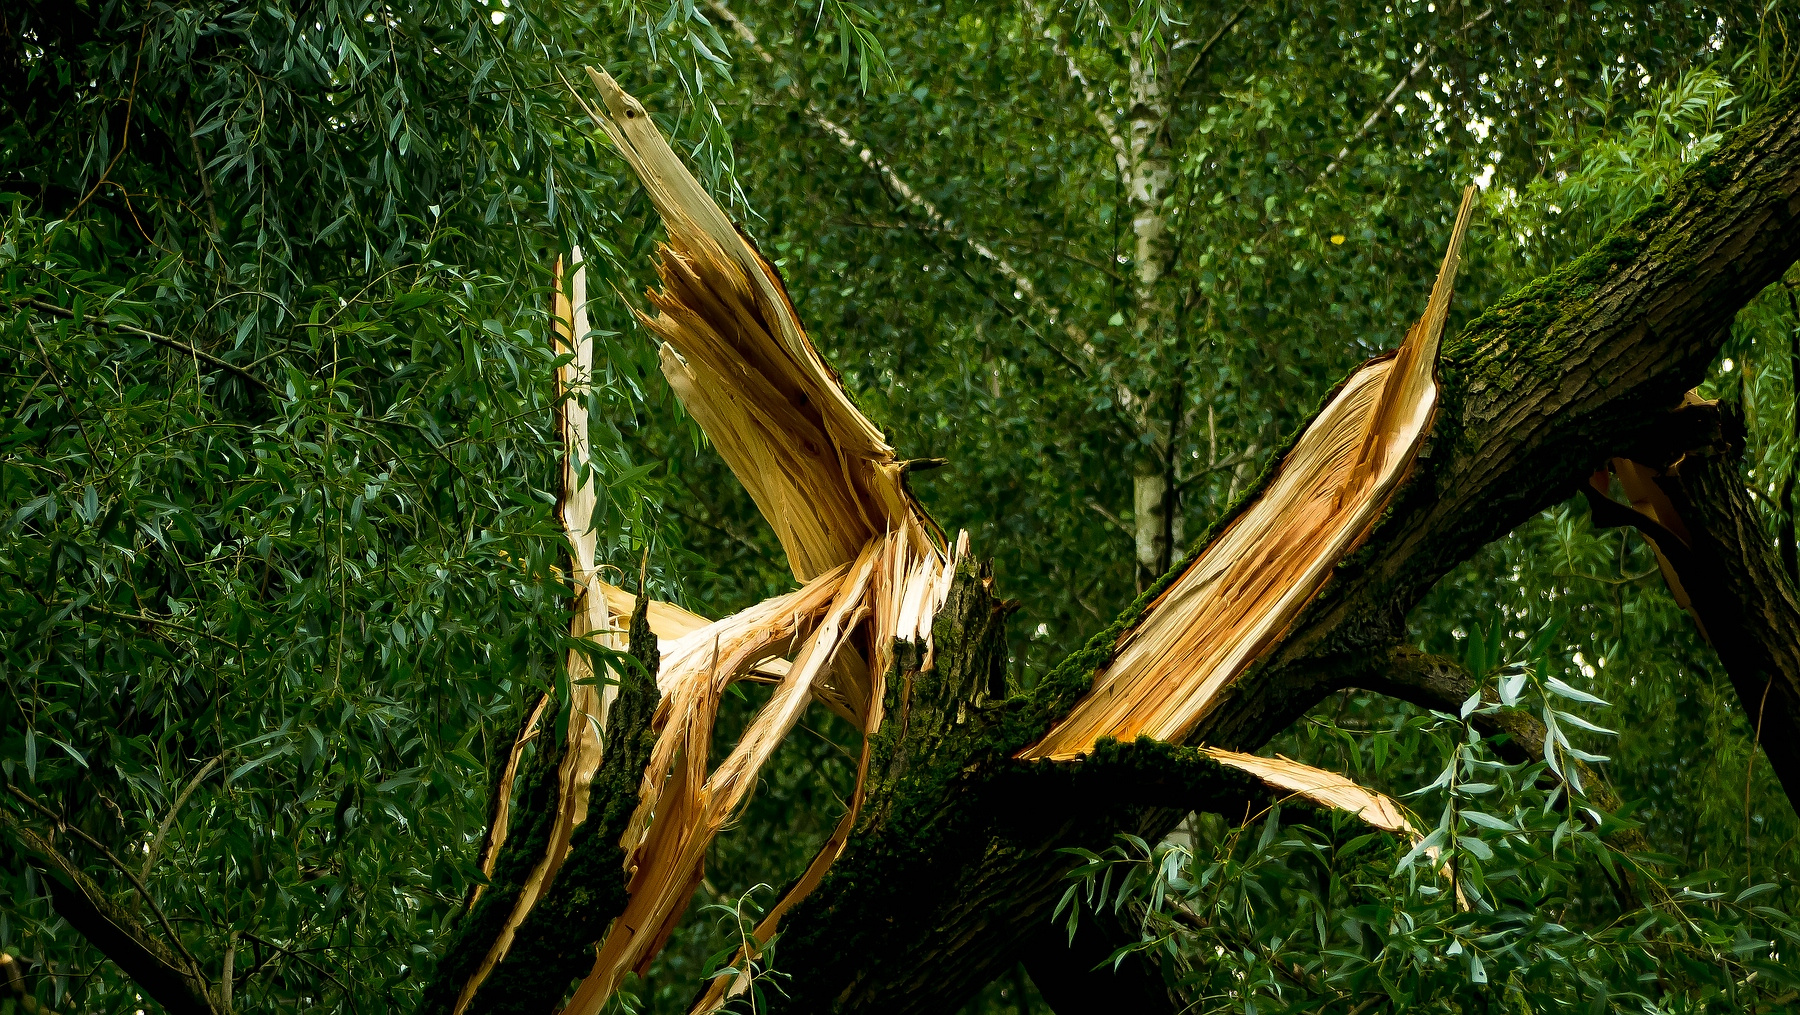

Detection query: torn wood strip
xmin=1201 ymin=748 xmax=1418 ymax=839
xmin=551 ymin=247 xmax=620 ymax=835
xmin=466 ymin=693 xmax=551 ymax=913
xmin=592 ymin=580 xmax=710 ymax=642
xmin=686 ymin=535 xmax=965 ymax=1014
xmin=593 ymin=571 xmax=872 ymax=722
xmin=552 ymin=68 xmax=959 ymax=1015
xmin=1201 ymin=750 xmax=1469 ymax=907
xmin=1023 ymin=187 xmax=1478 ymax=762
xmin=576 ymin=66 xmax=940 ymax=582
xmin=622 ymin=563 xmax=853 ymax=849
xmin=687 ymin=675 xmax=887 ymax=1015
xmin=454 ymin=254 xmax=621 ymax=1014
xmin=564 ymin=539 xmax=888 ymax=1015
xmin=1585 ymin=443 xmax=1710 ymax=639
xmin=1358 ymin=189 xmax=1477 ymax=479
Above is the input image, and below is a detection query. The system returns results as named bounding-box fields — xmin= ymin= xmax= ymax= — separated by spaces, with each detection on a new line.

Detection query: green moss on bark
xmin=418 ymin=597 xmax=661 ymax=1015
xmin=416 ymin=714 xmax=566 ymax=1015
xmin=465 ymin=596 xmax=662 ymax=1015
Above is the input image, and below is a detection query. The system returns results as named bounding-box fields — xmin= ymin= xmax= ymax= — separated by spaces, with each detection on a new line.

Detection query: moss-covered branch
xmin=753 ymin=90 xmax=1800 ymax=1015
xmin=0 ymin=807 xmax=215 ymax=1015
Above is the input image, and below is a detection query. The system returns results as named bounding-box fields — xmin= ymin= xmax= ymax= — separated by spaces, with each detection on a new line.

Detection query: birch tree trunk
xmin=1125 ymin=36 xmax=1183 ymax=590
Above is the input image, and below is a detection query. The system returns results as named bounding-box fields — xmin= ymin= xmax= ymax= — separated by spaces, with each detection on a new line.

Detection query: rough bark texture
xmin=457 ymin=596 xmax=662 ymax=1015
xmin=1654 ymin=425 xmax=1800 ymax=803
xmin=743 ymin=91 xmax=1800 ymax=1015
xmin=1022 ymin=904 xmax=1182 ymax=1014
xmin=408 ymin=90 xmax=1800 ymax=1015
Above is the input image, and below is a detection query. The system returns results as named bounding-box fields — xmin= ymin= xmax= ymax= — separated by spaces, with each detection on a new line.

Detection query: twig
xmin=705 ymin=0 xmax=1105 ymax=372
xmin=1746 ymin=676 xmax=1772 ymax=877
xmin=831 ymin=219 xmax=1130 ymax=283
xmin=1020 ymin=0 xmax=1131 ymax=170
xmin=1171 ymin=1 xmax=1253 ymax=104
xmin=0 ymin=953 xmax=61 ymax=1015
xmin=1174 ymin=449 xmax=1253 ymax=490
xmin=66 ymin=25 xmax=148 ymax=222
xmin=140 ymin=757 xmax=222 ymax=883
xmin=83 ymin=604 xmax=241 ymax=651
xmin=1322 ymin=8 xmax=1494 ymax=178
xmin=1085 ymin=498 xmax=1133 ymax=538
xmin=24 ymin=299 xmax=273 ymax=393
xmin=236 ymin=932 xmax=360 ymax=1014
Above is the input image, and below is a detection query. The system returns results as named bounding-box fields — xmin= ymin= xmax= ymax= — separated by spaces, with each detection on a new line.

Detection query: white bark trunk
xmin=1133 ymin=469 xmax=1183 ymax=589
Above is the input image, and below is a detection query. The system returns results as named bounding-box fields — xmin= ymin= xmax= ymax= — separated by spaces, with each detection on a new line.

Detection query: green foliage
xmin=694 ymin=885 xmax=790 ymax=1015
xmin=1068 ymin=544 xmax=1800 ymax=1010
xmin=0 ymin=0 xmax=733 ymax=1010
xmin=1 ymin=0 xmax=1797 ymax=1013
xmin=1065 ymin=769 xmax=1798 ymax=1012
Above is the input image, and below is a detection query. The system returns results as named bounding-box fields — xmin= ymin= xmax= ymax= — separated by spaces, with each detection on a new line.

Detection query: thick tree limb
xmin=1358 ymin=647 xmax=1557 ymax=767
xmin=492 ymin=73 xmax=1800 ymax=1015
xmin=1023 ymin=906 xmax=1181 ymax=1015
xmin=1215 ymin=91 xmax=1800 ymax=753
xmin=5 ymin=785 xmax=207 ymax=986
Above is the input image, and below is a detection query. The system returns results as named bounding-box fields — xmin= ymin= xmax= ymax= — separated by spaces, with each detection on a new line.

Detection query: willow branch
xmin=0 ymin=804 xmax=215 ymax=1015
xmin=22 ymin=298 xmax=273 ymax=393
xmin=1321 ymin=8 xmax=1494 ymax=178
xmin=706 ymin=0 xmax=1105 ymax=375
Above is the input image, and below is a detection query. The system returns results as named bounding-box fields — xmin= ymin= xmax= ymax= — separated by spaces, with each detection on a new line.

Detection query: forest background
xmin=1 ymin=0 xmax=1798 ymax=1012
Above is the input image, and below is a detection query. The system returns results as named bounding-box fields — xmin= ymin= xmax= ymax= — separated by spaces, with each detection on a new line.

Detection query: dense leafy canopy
xmin=0 ymin=1 xmax=1796 ymax=1013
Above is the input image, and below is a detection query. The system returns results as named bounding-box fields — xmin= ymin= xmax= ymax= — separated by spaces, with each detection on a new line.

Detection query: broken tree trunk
xmin=1578 ymin=404 xmax=1800 ymax=802
xmin=420 ymin=76 xmax=1800 ymax=1015
xmin=1658 ymin=439 xmax=1800 ymax=802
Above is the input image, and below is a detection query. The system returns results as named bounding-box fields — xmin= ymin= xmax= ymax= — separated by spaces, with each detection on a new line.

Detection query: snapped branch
xmin=1589 ymin=412 xmax=1800 ymax=804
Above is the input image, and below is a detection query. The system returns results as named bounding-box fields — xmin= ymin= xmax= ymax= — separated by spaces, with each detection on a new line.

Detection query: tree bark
xmin=1645 ymin=420 xmax=1800 ymax=802
xmin=740 ymin=91 xmax=1800 ymax=1015
xmin=1021 ymin=904 xmax=1181 ymax=1015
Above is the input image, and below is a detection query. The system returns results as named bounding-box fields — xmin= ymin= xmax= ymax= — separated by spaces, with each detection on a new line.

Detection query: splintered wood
xmin=573 ymin=68 xmax=935 ymax=584
xmin=469 ymin=67 xmax=1476 ymax=1015
xmin=453 ymin=254 xmax=623 ymax=1014
xmin=1020 ymin=187 xmax=1479 ymax=762
xmin=1587 ymin=441 xmax=1709 ymax=640
xmin=1202 ymin=748 xmax=1418 ymax=839
xmin=548 ymin=68 xmax=956 ymax=1015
